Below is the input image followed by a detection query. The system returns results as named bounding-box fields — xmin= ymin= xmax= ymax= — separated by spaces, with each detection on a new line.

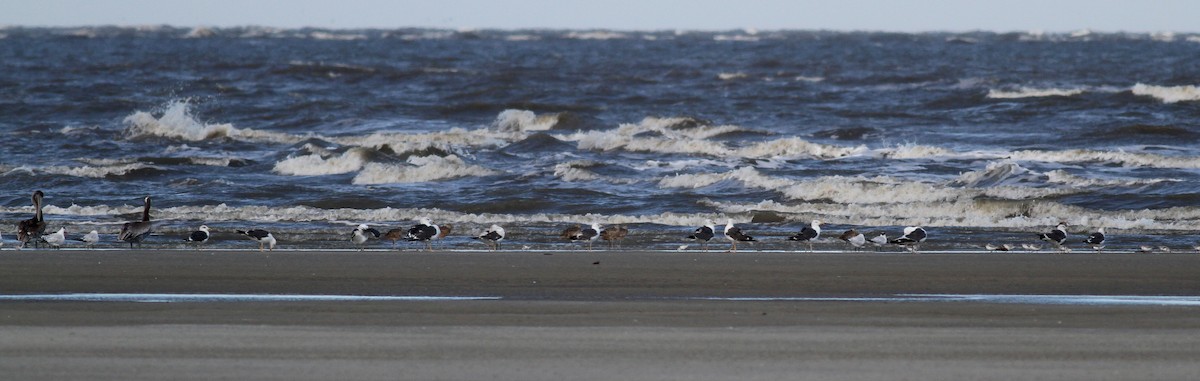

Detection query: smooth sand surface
xmin=2 ymin=250 xmax=1200 ymax=380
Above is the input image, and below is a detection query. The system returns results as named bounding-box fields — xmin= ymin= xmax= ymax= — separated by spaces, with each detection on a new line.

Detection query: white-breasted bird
xmin=890 ymin=226 xmax=927 ymax=253
xmin=788 ymin=219 xmax=823 ymax=251
xmin=41 ymin=227 xmax=66 ymax=249
xmin=238 ymin=229 xmax=277 ymax=252
xmin=723 ymin=219 xmax=755 ymax=252
xmin=472 ymin=224 xmax=506 ymax=251
xmin=351 ymin=224 xmax=381 ymax=251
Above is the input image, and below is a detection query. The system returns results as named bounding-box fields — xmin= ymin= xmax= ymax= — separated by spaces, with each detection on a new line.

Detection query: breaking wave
xmin=123 ymin=100 xmax=303 ymax=143
xmin=987 ymin=87 xmax=1085 ymax=99
xmin=6 ymin=163 xmax=161 ymax=179
xmin=352 ymin=155 xmax=498 ymax=184
xmin=1131 ymin=83 xmax=1200 ymax=103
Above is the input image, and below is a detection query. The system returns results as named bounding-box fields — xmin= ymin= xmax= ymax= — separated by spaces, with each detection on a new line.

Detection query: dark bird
xmin=600 ymin=225 xmax=628 ymax=249
xmin=472 ymin=224 xmax=506 ymax=251
xmin=117 ymin=196 xmax=153 ymax=249
xmin=351 ymin=224 xmax=381 ymax=251
xmin=17 ymin=190 xmax=47 ymax=249
xmin=1083 ymin=227 xmax=1106 ymax=252
xmin=406 ymin=218 xmax=441 ymax=251
xmin=723 ymin=219 xmax=755 ymax=252
xmin=890 ymin=226 xmax=928 ymax=253
xmin=561 ymin=224 xmax=583 ymax=249
xmin=185 ymin=225 xmax=210 ymax=248
xmin=577 ymin=223 xmax=601 ymax=250
xmin=1038 ymin=222 xmax=1068 ymax=251
xmin=687 ymin=219 xmax=716 ymax=251
xmin=787 ymin=219 xmax=823 ymax=251
xmin=237 ymin=229 xmax=276 ymax=252
xmin=383 ymin=228 xmax=407 ymax=248
xmin=435 ymin=224 xmax=453 ymax=249
xmin=838 ymin=229 xmax=866 ymax=250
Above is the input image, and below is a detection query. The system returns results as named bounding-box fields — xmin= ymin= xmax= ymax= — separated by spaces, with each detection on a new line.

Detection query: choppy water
xmin=2 ymin=26 xmax=1199 ymax=250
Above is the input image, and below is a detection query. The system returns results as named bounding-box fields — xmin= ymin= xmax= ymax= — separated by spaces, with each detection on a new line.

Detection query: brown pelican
xmin=118 ymin=196 xmax=153 ymax=248
xmin=17 ymin=190 xmax=47 ymax=248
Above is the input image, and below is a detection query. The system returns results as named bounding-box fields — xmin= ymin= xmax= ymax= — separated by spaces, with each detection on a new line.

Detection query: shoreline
xmin=4 ymin=250 xmax=1200 ymax=380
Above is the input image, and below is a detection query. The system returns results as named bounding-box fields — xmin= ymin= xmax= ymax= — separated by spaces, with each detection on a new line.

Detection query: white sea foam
xmin=564 ymin=31 xmax=628 ymax=40
xmin=123 ymin=100 xmax=303 ymax=143
xmin=352 ymin=155 xmax=498 ymax=184
xmin=794 ymin=76 xmax=825 ymax=83
xmin=273 ymin=147 xmax=372 ymax=176
xmin=718 ymin=72 xmax=749 ymax=80
xmin=987 ymin=87 xmax=1085 ymax=99
xmin=1007 ymin=149 xmax=1200 ymax=169
xmin=491 ymin=109 xmax=559 ymax=133
xmin=8 ymin=163 xmax=158 ymax=179
xmin=705 ymin=198 xmax=1200 ymax=231
xmin=1131 ymin=83 xmax=1200 ymax=104
xmin=561 ymin=118 xmax=854 ymax=160
xmin=308 ymin=31 xmax=367 ymax=41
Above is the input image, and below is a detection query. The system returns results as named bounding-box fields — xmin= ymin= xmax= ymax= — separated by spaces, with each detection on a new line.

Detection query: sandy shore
xmin=2 ymin=250 xmax=1200 ymax=380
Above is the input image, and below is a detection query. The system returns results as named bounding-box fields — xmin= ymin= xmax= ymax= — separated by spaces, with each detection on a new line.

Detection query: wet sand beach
xmin=2 ymin=250 xmax=1200 ymax=380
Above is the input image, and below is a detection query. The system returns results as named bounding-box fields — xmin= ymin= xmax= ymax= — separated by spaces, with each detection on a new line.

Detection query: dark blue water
xmin=2 ymin=27 xmax=1199 ymax=250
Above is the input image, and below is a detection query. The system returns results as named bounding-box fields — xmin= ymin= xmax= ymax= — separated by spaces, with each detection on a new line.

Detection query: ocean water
xmin=1 ymin=26 xmax=1199 ymax=250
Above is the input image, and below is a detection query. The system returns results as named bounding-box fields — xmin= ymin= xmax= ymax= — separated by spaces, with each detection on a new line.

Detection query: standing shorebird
xmin=687 ymin=219 xmax=716 ymax=251
xmin=787 ymin=219 xmax=822 ymax=251
xmin=434 ymin=224 xmax=453 ymax=249
xmin=185 ymin=225 xmax=210 ymax=249
xmin=1038 ymin=222 xmax=1068 ymax=252
xmin=351 ymin=224 xmax=381 ymax=251
xmin=237 ymin=229 xmax=277 ymax=252
xmin=17 ymin=190 xmax=47 ymax=249
xmin=578 ymin=223 xmax=601 ymax=250
xmin=600 ymin=225 xmax=628 ymax=249
xmin=890 ymin=226 xmax=928 ymax=253
xmin=382 ymin=228 xmax=407 ymax=249
xmin=868 ymin=232 xmax=888 ymax=251
xmin=1083 ymin=227 xmax=1106 ymax=252
xmin=76 ymin=230 xmax=100 ymax=249
xmin=406 ymin=218 xmax=441 ymax=251
xmin=472 ymin=224 xmax=506 ymax=251
xmin=118 ymin=196 xmax=154 ymax=249
xmin=723 ymin=219 xmax=755 ymax=252
xmin=838 ymin=229 xmax=866 ymax=251
xmin=40 ymin=227 xmax=67 ymax=249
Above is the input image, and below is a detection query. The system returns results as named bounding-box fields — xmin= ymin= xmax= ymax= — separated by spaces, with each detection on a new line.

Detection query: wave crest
xmin=1131 ymin=83 xmax=1200 ymax=103
xmin=123 ymin=100 xmax=302 ymax=143
xmin=352 ymin=155 xmax=497 ymax=184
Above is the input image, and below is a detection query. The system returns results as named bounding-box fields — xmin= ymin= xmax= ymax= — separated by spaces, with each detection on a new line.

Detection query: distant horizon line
xmin=3 ymin=24 xmax=1197 ymax=35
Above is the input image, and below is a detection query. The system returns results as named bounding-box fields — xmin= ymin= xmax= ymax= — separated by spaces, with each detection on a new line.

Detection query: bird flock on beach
xmin=6 ymin=190 xmax=1199 ymax=254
